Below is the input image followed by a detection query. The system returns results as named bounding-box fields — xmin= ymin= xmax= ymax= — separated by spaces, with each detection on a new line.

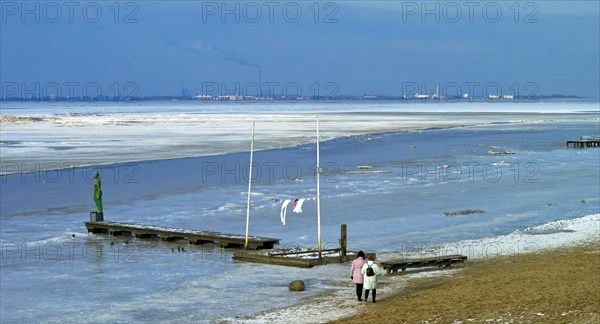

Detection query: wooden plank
xmin=232 ymin=252 xmax=313 ymax=268
xmin=386 ymin=255 xmax=466 ymax=263
xmin=268 ymin=248 xmax=340 ymax=257
xmin=381 ymin=255 xmax=468 ymax=274
xmin=382 ymin=254 xmax=466 ymax=263
xmin=232 ymin=250 xmax=352 ymax=268
xmin=84 ymin=221 xmax=280 ymax=250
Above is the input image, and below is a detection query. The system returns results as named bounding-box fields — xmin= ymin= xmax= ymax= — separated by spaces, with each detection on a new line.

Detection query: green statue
xmin=93 ymin=171 xmax=103 ymax=213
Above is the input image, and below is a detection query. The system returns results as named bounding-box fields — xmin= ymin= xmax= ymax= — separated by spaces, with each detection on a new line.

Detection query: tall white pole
xmin=316 ymin=116 xmax=322 ymax=259
xmin=245 ymin=121 xmax=256 ymax=249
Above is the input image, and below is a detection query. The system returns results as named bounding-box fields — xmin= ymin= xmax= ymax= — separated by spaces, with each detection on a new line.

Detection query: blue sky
xmin=1 ymin=1 xmax=599 ymax=98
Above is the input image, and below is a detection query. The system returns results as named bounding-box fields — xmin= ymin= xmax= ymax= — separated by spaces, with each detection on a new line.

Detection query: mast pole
xmin=316 ymin=116 xmax=322 ymax=259
xmin=244 ymin=121 xmax=256 ymax=249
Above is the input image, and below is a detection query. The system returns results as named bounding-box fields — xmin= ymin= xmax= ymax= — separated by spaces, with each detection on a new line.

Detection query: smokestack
xmin=258 ymin=66 xmax=262 ymax=98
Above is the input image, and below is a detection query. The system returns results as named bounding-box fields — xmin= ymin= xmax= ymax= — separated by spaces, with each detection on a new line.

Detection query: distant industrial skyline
xmin=1 ymin=1 xmax=598 ymax=99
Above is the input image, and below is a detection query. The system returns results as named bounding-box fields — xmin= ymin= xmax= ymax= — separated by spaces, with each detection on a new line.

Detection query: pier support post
xmin=90 ymin=211 xmax=104 ymax=222
xmin=340 ymin=224 xmax=347 ymax=260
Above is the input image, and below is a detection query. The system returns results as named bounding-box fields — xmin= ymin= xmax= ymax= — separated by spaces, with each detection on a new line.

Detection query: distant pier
xmin=566 ymin=139 xmax=600 ymax=148
xmin=85 ymin=221 xmax=280 ymax=249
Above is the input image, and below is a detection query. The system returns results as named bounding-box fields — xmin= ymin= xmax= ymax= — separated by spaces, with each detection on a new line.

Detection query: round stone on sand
xmin=288 ymin=280 xmax=305 ymax=291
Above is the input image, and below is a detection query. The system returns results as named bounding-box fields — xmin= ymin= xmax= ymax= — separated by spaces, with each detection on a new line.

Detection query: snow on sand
xmin=220 ymin=214 xmax=599 ymax=323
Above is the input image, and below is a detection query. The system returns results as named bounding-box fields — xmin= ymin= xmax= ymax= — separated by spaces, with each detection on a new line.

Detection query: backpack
xmin=366 ymin=263 xmax=375 ymax=277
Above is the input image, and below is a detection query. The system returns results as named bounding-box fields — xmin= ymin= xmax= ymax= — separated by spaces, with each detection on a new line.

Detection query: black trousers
xmin=365 ymin=289 xmax=377 ymax=302
xmin=355 ymin=283 xmax=363 ymax=300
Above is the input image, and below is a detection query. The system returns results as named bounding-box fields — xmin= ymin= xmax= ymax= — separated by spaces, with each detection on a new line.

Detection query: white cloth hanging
xmin=280 ymin=199 xmax=291 ymax=225
xmin=293 ymin=198 xmax=306 ymax=213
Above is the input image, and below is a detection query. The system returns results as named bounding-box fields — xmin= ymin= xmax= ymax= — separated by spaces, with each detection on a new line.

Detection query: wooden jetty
xmin=232 ymin=248 xmax=354 ymax=268
xmin=232 ymin=224 xmax=358 ymax=268
xmin=566 ymin=139 xmax=600 ymax=148
xmin=381 ymin=254 xmax=468 ymax=275
xmin=84 ymin=221 xmax=280 ymax=249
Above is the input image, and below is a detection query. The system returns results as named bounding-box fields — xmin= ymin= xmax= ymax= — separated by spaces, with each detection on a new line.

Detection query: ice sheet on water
xmin=216 ymin=202 xmax=244 ymax=212
xmin=1 ymin=101 xmax=599 ymax=323
xmin=2 ymin=100 xmax=598 ymax=174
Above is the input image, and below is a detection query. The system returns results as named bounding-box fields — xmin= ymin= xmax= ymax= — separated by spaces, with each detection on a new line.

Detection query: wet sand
xmin=330 ymin=243 xmax=600 ymax=323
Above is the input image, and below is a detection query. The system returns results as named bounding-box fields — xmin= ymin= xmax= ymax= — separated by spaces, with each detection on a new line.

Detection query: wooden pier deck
xmin=566 ymin=139 xmax=600 ymax=148
xmin=232 ymin=224 xmax=355 ymax=268
xmin=232 ymin=248 xmax=359 ymax=268
xmin=84 ymin=221 xmax=280 ymax=249
xmin=381 ymin=254 xmax=468 ymax=274
xmin=232 ymin=250 xmax=376 ymax=268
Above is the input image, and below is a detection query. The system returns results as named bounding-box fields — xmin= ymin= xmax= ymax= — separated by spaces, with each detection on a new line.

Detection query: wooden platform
xmin=84 ymin=221 xmax=280 ymax=249
xmin=232 ymin=248 xmax=356 ymax=268
xmin=566 ymin=139 xmax=600 ymax=148
xmin=231 ymin=224 xmax=357 ymax=268
xmin=380 ymin=254 xmax=468 ymax=274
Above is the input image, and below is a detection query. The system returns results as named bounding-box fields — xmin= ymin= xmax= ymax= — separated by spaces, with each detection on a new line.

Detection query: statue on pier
xmin=93 ymin=171 xmax=103 ymax=213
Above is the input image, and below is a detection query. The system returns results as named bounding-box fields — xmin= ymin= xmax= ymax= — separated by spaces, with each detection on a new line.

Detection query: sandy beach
xmin=221 ymin=215 xmax=600 ymax=323
xmin=331 ymin=243 xmax=600 ymax=323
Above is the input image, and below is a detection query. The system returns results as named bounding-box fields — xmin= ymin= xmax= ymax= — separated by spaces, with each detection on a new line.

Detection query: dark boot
xmin=372 ymin=289 xmax=377 ymax=303
xmin=356 ymin=284 xmax=363 ymax=301
xmin=364 ymin=289 xmax=369 ymax=302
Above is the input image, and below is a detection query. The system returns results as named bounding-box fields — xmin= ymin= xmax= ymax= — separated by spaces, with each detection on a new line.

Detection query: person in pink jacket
xmin=349 ymin=251 xmax=366 ymax=301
